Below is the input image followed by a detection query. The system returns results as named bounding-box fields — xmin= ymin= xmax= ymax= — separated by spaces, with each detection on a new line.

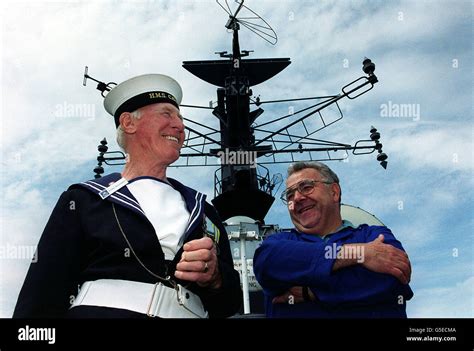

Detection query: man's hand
xmin=272 ymin=286 xmax=315 ymax=304
xmin=174 ymin=237 xmax=222 ymax=289
xmin=333 ymin=234 xmax=411 ymax=284
xmin=361 ymin=234 xmax=411 ymax=284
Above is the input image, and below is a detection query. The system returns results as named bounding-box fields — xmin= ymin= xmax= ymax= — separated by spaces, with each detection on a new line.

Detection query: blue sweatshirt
xmin=253 ymin=224 xmax=413 ymax=318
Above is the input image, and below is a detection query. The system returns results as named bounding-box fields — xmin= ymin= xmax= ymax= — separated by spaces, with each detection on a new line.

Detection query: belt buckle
xmin=176 ymin=284 xmax=208 ymax=318
xmin=146 ymin=283 xmax=161 ymax=317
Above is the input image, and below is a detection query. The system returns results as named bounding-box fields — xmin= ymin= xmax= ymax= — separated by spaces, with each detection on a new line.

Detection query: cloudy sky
xmin=0 ymin=0 xmax=472 ymax=318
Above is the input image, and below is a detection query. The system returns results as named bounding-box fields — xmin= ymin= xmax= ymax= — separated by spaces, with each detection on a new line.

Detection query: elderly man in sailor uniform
xmin=13 ymin=74 xmax=242 ymax=318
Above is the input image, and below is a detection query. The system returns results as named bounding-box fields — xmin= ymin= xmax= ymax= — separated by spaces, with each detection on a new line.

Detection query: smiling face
xmin=125 ymin=102 xmax=185 ymax=166
xmin=286 ymin=168 xmax=342 ymax=236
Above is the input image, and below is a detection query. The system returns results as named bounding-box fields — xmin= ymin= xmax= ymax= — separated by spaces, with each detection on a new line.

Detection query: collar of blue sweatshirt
xmin=292 ymin=219 xmax=356 ymax=243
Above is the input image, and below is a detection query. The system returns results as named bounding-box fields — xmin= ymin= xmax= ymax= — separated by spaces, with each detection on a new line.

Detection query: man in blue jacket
xmin=253 ymin=161 xmax=413 ymax=318
xmin=13 ymin=73 xmax=242 ymax=318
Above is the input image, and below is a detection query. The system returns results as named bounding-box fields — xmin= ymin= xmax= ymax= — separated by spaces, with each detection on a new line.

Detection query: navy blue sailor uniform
xmin=13 ymin=173 xmax=242 ymax=318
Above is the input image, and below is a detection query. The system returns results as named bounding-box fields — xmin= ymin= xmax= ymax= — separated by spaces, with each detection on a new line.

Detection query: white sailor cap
xmin=104 ymin=73 xmax=183 ymax=127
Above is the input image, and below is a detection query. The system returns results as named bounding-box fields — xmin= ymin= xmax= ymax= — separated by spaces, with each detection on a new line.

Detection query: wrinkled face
xmin=133 ymin=102 xmax=185 ymax=165
xmin=285 ymin=168 xmax=340 ymax=235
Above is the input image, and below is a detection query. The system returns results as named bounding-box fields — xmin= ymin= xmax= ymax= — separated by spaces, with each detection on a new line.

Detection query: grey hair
xmin=287 ymin=161 xmax=341 ymax=203
xmin=287 ymin=161 xmax=339 ymax=183
xmin=116 ymin=109 xmax=142 ymax=152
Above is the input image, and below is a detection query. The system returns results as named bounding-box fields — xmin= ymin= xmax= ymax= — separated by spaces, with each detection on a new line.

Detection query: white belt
xmin=70 ymin=279 xmax=208 ymax=318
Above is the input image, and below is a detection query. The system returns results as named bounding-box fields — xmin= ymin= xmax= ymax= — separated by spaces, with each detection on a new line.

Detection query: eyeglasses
xmin=280 ymin=179 xmax=333 ymax=205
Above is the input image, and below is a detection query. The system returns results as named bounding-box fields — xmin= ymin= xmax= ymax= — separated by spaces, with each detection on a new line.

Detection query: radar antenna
xmin=216 ymin=0 xmax=278 ymax=45
xmin=83 ymin=66 xmax=116 ymax=97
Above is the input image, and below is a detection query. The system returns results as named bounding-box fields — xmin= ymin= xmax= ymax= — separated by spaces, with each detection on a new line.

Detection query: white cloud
xmin=0 ymin=209 xmax=52 ymax=318
xmin=0 ymin=254 xmax=32 ymax=318
xmin=388 ymin=125 xmax=473 ymax=171
xmin=408 ymin=276 xmax=474 ymax=318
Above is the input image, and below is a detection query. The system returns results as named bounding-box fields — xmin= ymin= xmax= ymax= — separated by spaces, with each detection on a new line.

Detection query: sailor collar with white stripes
xmin=98 ymin=177 xmax=129 ymax=199
xmin=98 ymin=177 xmax=176 ymax=200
